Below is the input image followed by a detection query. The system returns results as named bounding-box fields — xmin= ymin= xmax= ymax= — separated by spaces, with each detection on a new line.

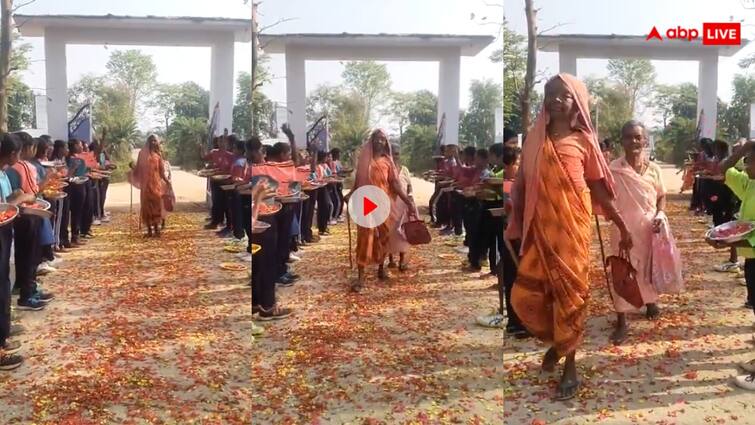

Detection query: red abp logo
xmin=646 ymin=23 xmax=741 ymax=45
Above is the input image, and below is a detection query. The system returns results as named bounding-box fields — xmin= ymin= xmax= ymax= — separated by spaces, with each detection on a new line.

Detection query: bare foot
xmin=555 ymin=367 xmax=580 ymax=401
xmin=610 ymin=323 xmax=629 ymax=345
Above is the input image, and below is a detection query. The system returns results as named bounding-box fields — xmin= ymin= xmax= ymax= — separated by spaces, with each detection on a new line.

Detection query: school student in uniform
xmin=29 ymin=138 xmax=59 ymax=275
xmin=229 ymin=139 xmax=249 ymax=241
xmin=67 ymin=140 xmax=89 ymax=246
xmin=202 ymin=134 xmax=235 ymax=232
xmin=6 ymin=133 xmax=54 ymax=311
xmin=250 ymin=144 xmax=294 ymax=321
xmin=315 ymin=151 xmax=333 ymax=236
xmin=329 ymin=148 xmax=345 ymax=222
xmin=0 ymin=133 xmax=37 ymax=370
xmin=51 ymin=140 xmax=72 ymax=250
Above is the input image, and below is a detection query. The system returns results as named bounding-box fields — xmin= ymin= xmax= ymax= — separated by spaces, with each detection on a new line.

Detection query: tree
xmin=330 ymin=93 xmax=369 ymax=154
xmin=654 ymin=83 xmax=697 ymax=128
xmin=721 ymin=74 xmax=755 ymax=139
xmin=402 ymin=124 xmax=437 ymax=173
xmin=306 ymin=84 xmax=344 ymax=123
xmin=233 ymin=71 xmax=273 ymax=138
xmin=521 ymin=0 xmax=537 ymax=136
xmin=406 ymin=90 xmax=437 ymax=127
xmin=460 ymin=79 xmax=503 ymax=147
xmin=388 ymin=91 xmax=413 ymax=138
xmin=105 ymin=49 xmax=157 ymax=114
xmin=167 ymin=116 xmax=208 ymax=169
xmin=1 ymin=2 xmax=32 ymax=132
xmin=342 ymin=61 xmax=392 ymax=124
xmin=585 ymin=77 xmax=632 ymax=146
xmin=6 ymin=77 xmax=33 ymax=131
xmin=150 ymin=82 xmax=209 ymax=132
xmin=501 ymin=18 xmax=527 ymax=133
xmin=607 ymin=58 xmax=656 ymax=114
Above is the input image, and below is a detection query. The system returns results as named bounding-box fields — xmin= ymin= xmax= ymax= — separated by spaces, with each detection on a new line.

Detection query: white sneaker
xmin=734 ymin=373 xmax=755 ymax=390
xmin=455 ymin=246 xmax=470 ymax=254
xmin=37 ymin=263 xmax=57 ymax=275
xmin=476 ymin=313 xmax=504 ymax=328
xmin=289 ymin=254 xmax=301 ymax=262
xmin=93 ymin=219 xmax=102 ymax=226
xmin=328 ymin=219 xmax=337 ymax=225
xmin=739 ymin=359 xmax=755 ymax=373
xmin=101 ymin=216 xmax=111 ymax=223
xmin=714 ymin=262 xmax=740 ymax=273
xmin=48 ymin=257 xmax=63 ymax=267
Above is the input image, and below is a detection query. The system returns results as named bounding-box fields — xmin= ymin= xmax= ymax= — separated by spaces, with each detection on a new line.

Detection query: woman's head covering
xmin=507 ymin=73 xmax=615 ymax=243
xmin=129 ymin=135 xmax=159 ymax=190
xmin=353 ymin=128 xmax=397 ymax=190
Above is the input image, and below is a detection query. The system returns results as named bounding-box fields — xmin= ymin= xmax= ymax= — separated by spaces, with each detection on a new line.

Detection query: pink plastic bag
xmin=651 ymin=213 xmax=684 ymax=294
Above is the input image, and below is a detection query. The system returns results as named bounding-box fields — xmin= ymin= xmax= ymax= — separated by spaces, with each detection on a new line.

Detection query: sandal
xmin=378 ymin=269 xmax=391 ymax=280
xmin=398 ymin=263 xmax=409 ymax=272
xmin=554 ymin=379 xmax=581 ymax=401
xmin=350 ymin=280 xmax=364 ymax=293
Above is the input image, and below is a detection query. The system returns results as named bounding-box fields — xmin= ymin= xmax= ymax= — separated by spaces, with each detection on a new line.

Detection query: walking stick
xmin=594 ymin=215 xmax=616 ymax=304
xmin=503 ymin=238 xmax=519 ymax=268
xmin=346 ymin=200 xmax=353 ymax=269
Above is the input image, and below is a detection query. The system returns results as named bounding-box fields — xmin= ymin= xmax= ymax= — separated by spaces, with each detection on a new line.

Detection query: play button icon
xmin=348 ymin=185 xmax=390 ymax=228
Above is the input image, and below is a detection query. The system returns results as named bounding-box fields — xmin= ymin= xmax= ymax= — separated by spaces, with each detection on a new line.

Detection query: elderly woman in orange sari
xmin=344 ymin=129 xmax=415 ymax=292
xmin=130 ymin=135 xmax=171 ymax=237
xmin=505 ymin=74 xmax=632 ymax=400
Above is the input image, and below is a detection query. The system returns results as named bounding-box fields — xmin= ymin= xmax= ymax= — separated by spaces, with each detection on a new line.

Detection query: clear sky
xmin=15 ymin=0 xmax=502 ymax=131
xmin=504 ymin=0 xmax=755 ymax=107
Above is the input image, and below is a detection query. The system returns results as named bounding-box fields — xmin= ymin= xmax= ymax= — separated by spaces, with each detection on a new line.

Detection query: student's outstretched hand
xmin=705 ymin=236 xmax=729 ymax=250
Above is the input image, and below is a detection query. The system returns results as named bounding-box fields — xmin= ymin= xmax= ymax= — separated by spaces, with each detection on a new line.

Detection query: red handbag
xmin=605 ymin=248 xmax=644 ymax=309
xmin=402 ymin=211 xmax=431 ymax=245
xmin=163 ymin=190 xmax=175 ymax=212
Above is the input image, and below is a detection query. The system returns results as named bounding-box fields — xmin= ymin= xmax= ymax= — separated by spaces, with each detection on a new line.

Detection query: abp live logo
xmin=646 ymin=23 xmax=741 ymax=45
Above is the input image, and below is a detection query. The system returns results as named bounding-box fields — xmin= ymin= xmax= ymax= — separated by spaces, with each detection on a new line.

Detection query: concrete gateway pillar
xmin=44 ymin=28 xmax=68 ymax=140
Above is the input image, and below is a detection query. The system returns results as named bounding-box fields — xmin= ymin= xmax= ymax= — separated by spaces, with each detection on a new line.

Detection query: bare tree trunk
xmin=0 ymin=0 xmax=13 ymax=133
xmin=251 ymin=2 xmax=258 ymax=136
xmin=521 ymin=0 xmax=537 ymax=137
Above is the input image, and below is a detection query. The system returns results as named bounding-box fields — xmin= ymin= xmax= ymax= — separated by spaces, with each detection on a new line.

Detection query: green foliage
xmin=68 ymin=75 xmax=137 ymax=162
xmin=105 ymin=50 xmax=157 ymax=114
xmin=401 ymin=124 xmax=437 ymax=173
xmin=502 ymin=18 xmax=526 ymax=132
xmin=720 ymin=74 xmax=755 ymax=140
xmin=606 ymin=58 xmax=656 ymax=113
xmin=658 ymin=117 xmax=697 ymax=166
xmin=654 ymin=83 xmax=697 ymax=127
xmin=6 ymin=77 xmax=34 ymax=131
xmin=150 ymin=82 xmax=209 ymax=130
xmin=460 ymin=79 xmax=502 ymax=148
xmin=167 ymin=116 xmax=208 ymax=170
xmin=233 ymin=71 xmax=274 ymax=138
xmin=342 ymin=61 xmax=392 ymax=123
xmin=585 ymin=77 xmax=632 ymax=145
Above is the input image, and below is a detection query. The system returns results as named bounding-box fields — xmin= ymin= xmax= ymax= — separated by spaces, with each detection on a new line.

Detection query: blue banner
xmin=68 ymin=104 xmax=92 ymax=144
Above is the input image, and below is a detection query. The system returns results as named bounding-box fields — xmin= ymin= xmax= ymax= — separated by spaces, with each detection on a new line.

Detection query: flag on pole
xmin=269 ymin=103 xmax=278 ymax=138
xmin=68 ymin=104 xmax=92 ymax=144
xmin=434 ymin=113 xmax=446 ymax=154
xmin=307 ymin=115 xmax=328 ymax=152
xmin=208 ymin=102 xmax=220 ymax=149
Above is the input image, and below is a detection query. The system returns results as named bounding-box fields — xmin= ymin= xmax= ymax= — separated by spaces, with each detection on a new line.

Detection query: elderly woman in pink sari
xmin=387 ymin=143 xmax=413 ymax=271
xmin=608 ymin=120 xmax=667 ymax=345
